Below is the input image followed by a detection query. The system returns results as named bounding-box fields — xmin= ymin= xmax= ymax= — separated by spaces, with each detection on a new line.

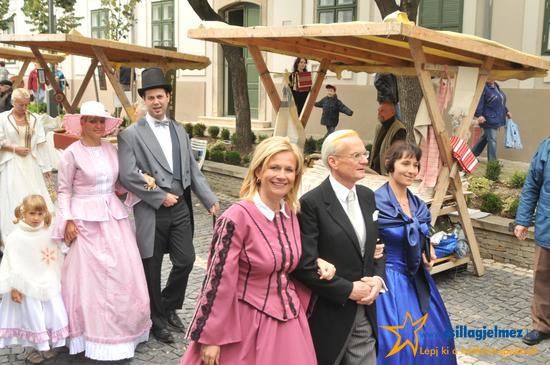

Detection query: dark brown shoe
xmin=522 ymin=330 xmax=550 ymax=346
xmin=152 ymin=327 xmax=174 ymax=343
xmin=167 ymin=310 xmax=185 ymax=332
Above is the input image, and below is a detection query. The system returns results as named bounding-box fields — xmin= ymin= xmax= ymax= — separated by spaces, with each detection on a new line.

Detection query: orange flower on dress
xmin=41 ymin=247 xmax=57 ymax=265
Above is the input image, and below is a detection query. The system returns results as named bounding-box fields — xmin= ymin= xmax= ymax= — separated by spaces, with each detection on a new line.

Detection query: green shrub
xmin=479 ymin=192 xmax=503 ymax=214
xmin=205 ymin=149 xmax=210 ymax=160
xmin=209 ymin=150 xmax=225 ymax=162
xmin=184 ymin=123 xmax=193 ymax=137
xmin=315 ymin=137 xmax=325 ymax=152
xmin=28 ymin=102 xmax=47 ymax=114
xmin=208 ymin=140 xmax=227 ymax=153
xmin=221 ymin=128 xmax=230 ymax=140
xmin=508 ymin=171 xmax=527 ymax=189
xmin=207 ymin=126 xmax=220 ymax=139
xmin=193 ymin=123 xmax=207 ymax=137
xmin=485 ymin=160 xmax=502 ymax=182
xmin=230 ymin=132 xmax=256 ymax=146
xmin=242 ymin=153 xmax=252 ymax=166
xmin=225 ymin=151 xmax=241 ymax=165
xmin=304 ymin=136 xmax=317 ymax=155
xmin=468 ymin=176 xmax=494 ymax=196
xmin=366 ymin=143 xmax=373 ymax=156
xmin=257 ymin=134 xmax=269 ymax=143
xmin=503 ymin=196 xmax=520 ymax=218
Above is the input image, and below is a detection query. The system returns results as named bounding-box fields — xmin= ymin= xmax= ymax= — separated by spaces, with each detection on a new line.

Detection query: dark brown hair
xmin=384 ymin=141 xmax=422 ymax=173
xmin=292 ymin=57 xmax=308 ymax=72
xmin=326 ymin=84 xmax=336 ymax=91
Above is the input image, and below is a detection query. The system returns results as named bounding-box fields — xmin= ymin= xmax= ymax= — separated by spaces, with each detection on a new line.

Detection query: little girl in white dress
xmin=0 ymin=194 xmax=68 ymax=363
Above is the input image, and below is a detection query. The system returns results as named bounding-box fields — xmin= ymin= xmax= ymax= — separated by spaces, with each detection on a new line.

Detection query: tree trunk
xmin=375 ymin=0 xmax=422 ymax=141
xmin=187 ymin=0 xmax=253 ymax=152
xmin=396 ymin=75 xmax=422 ymax=143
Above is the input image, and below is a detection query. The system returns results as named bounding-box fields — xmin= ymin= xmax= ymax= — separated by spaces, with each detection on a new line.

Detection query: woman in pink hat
xmin=51 ymin=101 xmax=152 ymax=361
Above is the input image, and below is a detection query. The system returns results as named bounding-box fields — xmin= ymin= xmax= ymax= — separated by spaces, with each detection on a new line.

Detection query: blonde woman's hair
xmin=13 ymin=194 xmax=52 ymax=227
xmin=11 ymin=88 xmax=31 ymax=103
xmin=240 ymin=136 xmax=304 ymax=213
xmin=321 ymin=129 xmax=360 ymax=169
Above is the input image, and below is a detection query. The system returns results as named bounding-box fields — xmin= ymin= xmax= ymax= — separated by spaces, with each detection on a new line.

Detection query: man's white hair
xmin=321 ymin=129 xmax=360 ymax=169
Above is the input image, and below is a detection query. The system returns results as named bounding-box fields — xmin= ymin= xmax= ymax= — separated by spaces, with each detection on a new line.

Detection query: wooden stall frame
xmin=188 ymin=21 xmax=550 ymax=277
xmin=0 ymin=32 xmax=210 ymax=122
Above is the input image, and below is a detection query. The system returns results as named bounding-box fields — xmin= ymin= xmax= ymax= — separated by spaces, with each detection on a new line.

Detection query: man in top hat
xmin=118 ymin=68 xmax=220 ymax=343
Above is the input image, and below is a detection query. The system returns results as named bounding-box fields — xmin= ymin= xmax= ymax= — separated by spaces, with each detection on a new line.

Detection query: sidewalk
xmin=0 ymin=193 xmax=547 ymax=364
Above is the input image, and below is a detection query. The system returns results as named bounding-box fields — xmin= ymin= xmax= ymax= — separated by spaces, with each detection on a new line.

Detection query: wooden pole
xmin=14 ymin=59 xmax=30 ymax=89
xmin=91 ymin=46 xmax=135 ymax=121
xmin=409 ymin=39 xmax=485 ymax=276
xmin=70 ymin=59 xmax=98 ymax=111
xmin=247 ymin=45 xmax=281 ymax=112
xmin=300 ymin=58 xmax=330 ymax=127
xmin=30 ymin=47 xmax=73 ymax=112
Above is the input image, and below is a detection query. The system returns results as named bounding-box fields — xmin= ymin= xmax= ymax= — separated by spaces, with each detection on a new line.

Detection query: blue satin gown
xmin=375 ymin=183 xmax=457 ymax=364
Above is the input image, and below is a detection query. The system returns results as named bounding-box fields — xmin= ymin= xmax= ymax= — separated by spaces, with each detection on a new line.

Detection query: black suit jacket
xmin=293 ymin=178 xmax=386 ymax=365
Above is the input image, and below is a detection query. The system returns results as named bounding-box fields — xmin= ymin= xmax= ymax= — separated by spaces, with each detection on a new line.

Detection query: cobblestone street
xmin=0 ymin=193 xmax=548 ymax=364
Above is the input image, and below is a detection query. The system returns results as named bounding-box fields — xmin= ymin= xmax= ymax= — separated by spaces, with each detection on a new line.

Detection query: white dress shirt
xmin=253 ymin=192 xmax=290 ymax=221
xmin=145 ymin=113 xmax=173 ymax=172
xmin=329 ymin=175 xmax=366 ymax=245
xmin=329 ymin=175 xmax=387 ymax=292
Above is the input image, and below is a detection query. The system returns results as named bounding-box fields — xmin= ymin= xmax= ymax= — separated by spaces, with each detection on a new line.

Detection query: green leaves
xmin=100 ymin=0 xmax=141 ymax=41
xmin=22 ymin=0 xmax=83 ymax=33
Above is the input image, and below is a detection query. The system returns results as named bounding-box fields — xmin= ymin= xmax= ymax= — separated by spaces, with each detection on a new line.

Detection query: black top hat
xmin=138 ymin=67 xmax=172 ymax=97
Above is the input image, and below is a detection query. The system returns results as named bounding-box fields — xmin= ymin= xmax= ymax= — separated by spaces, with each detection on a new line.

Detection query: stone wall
xmin=451 ymin=215 xmax=536 ymax=270
xmin=203 ymin=161 xmax=537 ymax=269
xmin=202 ymin=161 xmax=247 ymax=198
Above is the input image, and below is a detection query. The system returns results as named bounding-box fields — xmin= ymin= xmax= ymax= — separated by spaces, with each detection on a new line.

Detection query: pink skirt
xmin=61 ymin=216 xmax=151 ymax=360
xmin=180 ymin=300 xmax=317 ymax=365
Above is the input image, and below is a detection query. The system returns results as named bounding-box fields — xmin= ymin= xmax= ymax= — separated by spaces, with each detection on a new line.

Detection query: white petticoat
xmin=68 ymin=330 xmax=150 ymax=361
xmin=0 ymin=293 xmax=68 ymax=351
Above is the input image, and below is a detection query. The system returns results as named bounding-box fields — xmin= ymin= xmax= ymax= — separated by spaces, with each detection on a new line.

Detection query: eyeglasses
xmin=333 ymin=151 xmax=370 ymax=161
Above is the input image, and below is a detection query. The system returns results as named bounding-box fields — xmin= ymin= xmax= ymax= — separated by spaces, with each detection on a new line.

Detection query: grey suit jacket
xmin=117 ymin=117 xmax=218 ymax=258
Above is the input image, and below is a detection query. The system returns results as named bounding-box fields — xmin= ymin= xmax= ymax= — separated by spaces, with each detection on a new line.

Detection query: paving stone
xmin=2 ymin=188 xmax=549 ymax=364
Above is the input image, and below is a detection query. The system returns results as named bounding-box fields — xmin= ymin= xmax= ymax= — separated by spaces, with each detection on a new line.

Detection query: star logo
xmin=41 ymin=247 xmax=57 ymax=265
xmin=379 ymin=311 xmax=429 ymax=358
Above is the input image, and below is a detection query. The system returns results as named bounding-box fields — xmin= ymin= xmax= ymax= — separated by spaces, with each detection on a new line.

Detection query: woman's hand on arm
xmin=422 ymin=244 xmax=437 ymax=271
xmin=142 ymin=172 xmax=157 ymax=191
xmin=64 ymin=220 xmax=78 ymax=245
xmin=10 ymin=289 xmax=23 ymax=303
xmin=200 ymin=344 xmax=220 ymax=365
xmin=316 ymin=258 xmax=336 ymax=280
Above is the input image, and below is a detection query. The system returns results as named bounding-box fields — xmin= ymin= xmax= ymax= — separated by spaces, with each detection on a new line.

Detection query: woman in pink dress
xmin=181 ymin=136 xmax=336 ymax=365
xmin=52 ymin=101 xmax=151 ymax=361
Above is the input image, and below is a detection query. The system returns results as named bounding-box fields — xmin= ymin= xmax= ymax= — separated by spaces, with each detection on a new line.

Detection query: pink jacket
xmin=52 ymin=140 xmax=128 ymax=241
xmin=186 ymin=199 xmax=309 ymax=345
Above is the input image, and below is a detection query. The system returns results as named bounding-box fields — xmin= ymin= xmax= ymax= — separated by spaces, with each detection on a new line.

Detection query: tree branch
xmin=400 ymin=0 xmax=420 ymax=23
xmin=374 ymin=0 xmax=399 ymax=19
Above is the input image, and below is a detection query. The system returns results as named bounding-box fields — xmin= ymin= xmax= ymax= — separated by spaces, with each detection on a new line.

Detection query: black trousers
xmin=142 ymin=198 xmax=194 ymax=330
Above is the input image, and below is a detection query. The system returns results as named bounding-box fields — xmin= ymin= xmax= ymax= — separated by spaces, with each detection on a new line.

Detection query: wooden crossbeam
xmin=300 ymin=58 xmax=330 ymax=127
xmin=14 ymin=60 xmax=30 ymax=89
xmin=246 ymin=38 xmax=365 ymax=66
xmin=294 ymin=37 xmax=411 ymax=67
xmin=92 ymin=46 xmax=135 ymax=122
xmin=247 ymin=45 xmax=281 ymax=112
xmin=321 ymin=36 xmax=462 ymax=66
xmin=409 ymin=39 xmax=486 ymax=276
xmin=70 ymin=59 xmax=98 ymax=111
xmin=409 ymin=39 xmax=453 ymax=167
xmin=30 ymin=46 xmax=73 ymax=112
